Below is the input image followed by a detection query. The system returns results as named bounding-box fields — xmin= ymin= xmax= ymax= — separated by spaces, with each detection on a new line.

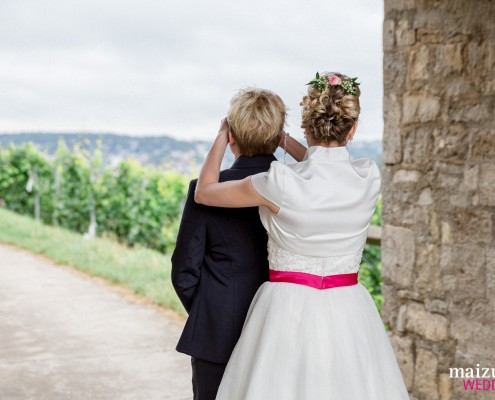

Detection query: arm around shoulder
xmin=194 ymin=121 xmax=280 ymax=213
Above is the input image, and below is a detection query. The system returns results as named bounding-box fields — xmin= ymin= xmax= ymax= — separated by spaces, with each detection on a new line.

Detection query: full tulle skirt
xmin=216 ymin=281 xmax=410 ymax=400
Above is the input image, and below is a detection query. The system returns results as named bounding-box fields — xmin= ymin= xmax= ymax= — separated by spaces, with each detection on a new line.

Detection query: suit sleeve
xmin=171 ymin=180 xmax=206 ymax=313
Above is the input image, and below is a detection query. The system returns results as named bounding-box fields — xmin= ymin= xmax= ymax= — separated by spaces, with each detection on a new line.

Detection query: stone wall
xmin=382 ymin=1 xmax=495 ymax=399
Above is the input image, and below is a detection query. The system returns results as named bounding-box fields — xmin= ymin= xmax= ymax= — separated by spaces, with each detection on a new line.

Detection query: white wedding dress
xmin=215 ymin=146 xmax=410 ymax=400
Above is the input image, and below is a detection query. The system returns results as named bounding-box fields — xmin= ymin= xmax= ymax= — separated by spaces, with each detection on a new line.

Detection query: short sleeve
xmin=250 ymin=161 xmax=286 ymax=208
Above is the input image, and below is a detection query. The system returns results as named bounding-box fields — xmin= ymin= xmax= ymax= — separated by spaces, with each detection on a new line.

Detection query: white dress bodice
xmin=251 ymin=145 xmax=381 ymax=276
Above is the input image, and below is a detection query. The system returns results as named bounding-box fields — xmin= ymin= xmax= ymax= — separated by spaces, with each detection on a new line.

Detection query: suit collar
xmin=230 ymin=154 xmax=277 ymax=169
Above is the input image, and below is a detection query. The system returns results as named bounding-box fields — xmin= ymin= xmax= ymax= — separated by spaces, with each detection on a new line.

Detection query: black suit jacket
xmin=171 ymin=155 xmax=276 ymax=364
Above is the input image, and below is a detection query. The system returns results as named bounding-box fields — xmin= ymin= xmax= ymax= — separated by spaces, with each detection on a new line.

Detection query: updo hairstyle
xmin=300 ymin=72 xmax=361 ymax=145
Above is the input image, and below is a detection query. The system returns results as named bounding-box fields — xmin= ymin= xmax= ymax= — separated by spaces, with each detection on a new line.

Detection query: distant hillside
xmin=346 ymin=140 xmax=382 ymax=166
xmin=0 ymin=133 xmax=211 ymax=174
xmin=0 ymin=132 xmax=382 ymax=173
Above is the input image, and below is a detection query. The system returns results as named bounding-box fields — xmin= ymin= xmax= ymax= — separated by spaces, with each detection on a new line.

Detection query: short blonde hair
xmin=301 ymin=72 xmax=360 ymax=145
xmin=227 ymin=88 xmax=286 ymax=157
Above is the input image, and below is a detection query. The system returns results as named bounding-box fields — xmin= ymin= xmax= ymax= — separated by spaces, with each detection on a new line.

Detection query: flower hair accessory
xmin=307 ymin=72 xmax=360 ymax=96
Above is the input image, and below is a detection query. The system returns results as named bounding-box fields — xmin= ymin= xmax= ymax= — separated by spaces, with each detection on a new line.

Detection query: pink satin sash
xmin=269 ymin=269 xmax=358 ymax=290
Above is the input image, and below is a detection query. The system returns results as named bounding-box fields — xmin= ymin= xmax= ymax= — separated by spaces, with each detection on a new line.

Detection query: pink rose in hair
xmin=328 ymin=75 xmax=342 ymax=86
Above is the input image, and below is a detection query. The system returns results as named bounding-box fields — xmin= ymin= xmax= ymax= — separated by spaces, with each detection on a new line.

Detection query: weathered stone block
xmin=483 ymin=77 xmax=495 ymax=95
xmin=465 ymin=324 xmax=495 ymax=364
xmin=417 ymin=28 xmax=442 ymax=44
xmin=383 ymin=93 xmax=402 ymax=164
xmin=449 ymin=192 xmax=470 ymax=208
xmin=384 ymin=19 xmax=395 ymax=50
xmin=450 ymin=316 xmax=478 ymax=341
xmin=417 ymin=205 xmax=435 ymax=234
xmin=383 ymin=135 xmax=402 ymax=166
xmin=397 ymin=305 xmax=408 ymax=332
xmin=433 ymin=161 xmax=464 ymax=175
xmin=382 ymin=225 xmax=415 ymax=287
xmin=451 ymin=102 xmax=490 ymax=122
xmin=470 ymin=130 xmax=495 ymax=160
xmin=479 ymin=164 xmax=495 ymax=206
xmin=467 ymin=41 xmax=485 ymax=75
xmin=415 ymin=348 xmax=439 ymax=400
xmin=386 ymin=185 xmax=421 ymax=205
xmin=486 ymin=40 xmax=495 ymax=70
xmin=403 ymin=128 xmax=435 ymax=164
xmin=445 ymin=80 xmax=472 ymax=98
xmin=415 ymin=243 xmax=443 ymax=296
xmin=429 ymin=210 xmax=440 ymax=240
xmin=451 ymin=209 xmax=493 ymax=244
xmin=432 ymin=128 xmax=470 ymax=160
xmin=440 ymin=245 xmax=486 ymax=301
xmin=425 ymin=299 xmax=448 ymax=315
xmin=384 ymin=49 xmax=407 ymax=90
xmin=440 ymin=221 xmax=452 ymax=245
xmin=440 ymin=209 xmax=492 ymax=246
xmin=403 ymin=92 xmax=441 ymax=124
xmin=396 ymin=20 xmax=416 ymax=46
xmin=418 ymin=188 xmax=433 ymax=205
xmin=409 ymin=45 xmax=430 ymax=81
xmin=439 ymin=373 xmax=452 ymax=400
xmin=435 ymin=44 xmax=464 ymax=75
xmin=406 ymin=302 xmax=449 ymax=341
xmin=390 ymin=334 xmax=415 ymax=391
xmin=397 ymin=290 xmax=423 ymax=301
xmin=383 ymin=202 xmax=422 ymax=228
xmin=433 ymin=161 xmax=464 ymax=191
xmin=385 ymin=0 xmax=415 ymax=12
xmin=381 ymin=284 xmax=399 ymax=328
xmin=393 ymin=169 xmax=422 ymax=183
xmin=436 ymin=172 xmax=461 ymax=189
xmin=463 ymin=164 xmax=479 ymax=191
xmin=487 ymin=247 xmax=495 ymax=300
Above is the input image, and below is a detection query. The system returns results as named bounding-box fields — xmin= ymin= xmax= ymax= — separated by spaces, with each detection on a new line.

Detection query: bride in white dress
xmin=195 ymin=72 xmax=409 ymax=399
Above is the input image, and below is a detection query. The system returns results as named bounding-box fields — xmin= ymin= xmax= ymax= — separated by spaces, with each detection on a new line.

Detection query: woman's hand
xmin=211 ymin=118 xmax=229 ymax=150
xmin=218 ymin=118 xmax=229 ymax=141
xmin=194 ymin=118 xmax=230 ymax=206
xmin=279 ymin=131 xmax=307 ymax=162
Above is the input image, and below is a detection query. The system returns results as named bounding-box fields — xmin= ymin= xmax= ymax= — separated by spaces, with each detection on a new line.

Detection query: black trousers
xmin=191 ymin=357 xmax=227 ymax=400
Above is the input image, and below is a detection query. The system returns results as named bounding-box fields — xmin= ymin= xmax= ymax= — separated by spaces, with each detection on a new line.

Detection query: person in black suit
xmin=171 ymin=88 xmax=287 ymax=400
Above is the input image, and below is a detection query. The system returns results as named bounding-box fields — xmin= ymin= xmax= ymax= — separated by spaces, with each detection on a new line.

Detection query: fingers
xmin=218 ymin=118 xmax=229 ymax=140
xmin=220 ymin=118 xmax=229 ymax=130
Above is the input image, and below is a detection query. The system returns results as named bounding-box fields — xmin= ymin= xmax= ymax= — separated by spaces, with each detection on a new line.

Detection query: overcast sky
xmin=0 ymin=0 xmax=384 ymax=142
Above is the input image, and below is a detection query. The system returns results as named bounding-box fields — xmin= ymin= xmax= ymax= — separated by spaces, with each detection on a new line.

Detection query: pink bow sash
xmin=269 ymin=269 xmax=358 ymax=290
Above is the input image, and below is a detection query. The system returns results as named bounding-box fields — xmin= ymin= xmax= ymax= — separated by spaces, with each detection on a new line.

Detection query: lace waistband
xmin=268 ymin=239 xmax=363 ymax=276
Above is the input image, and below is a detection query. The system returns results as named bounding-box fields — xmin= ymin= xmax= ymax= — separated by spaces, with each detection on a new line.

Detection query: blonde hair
xmin=300 ymin=72 xmax=360 ymax=145
xmin=227 ymin=88 xmax=286 ymax=157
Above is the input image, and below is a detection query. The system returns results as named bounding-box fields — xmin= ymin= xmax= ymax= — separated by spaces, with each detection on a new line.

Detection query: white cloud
xmin=0 ymin=0 xmax=384 ymax=141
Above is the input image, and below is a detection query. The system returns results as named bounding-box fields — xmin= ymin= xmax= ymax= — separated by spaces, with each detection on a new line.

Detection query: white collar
xmin=303 ymin=145 xmax=351 ymax=162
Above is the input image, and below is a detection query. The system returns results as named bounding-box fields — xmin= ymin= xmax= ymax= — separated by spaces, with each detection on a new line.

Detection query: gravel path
xmin=0 ymin=244 xmax=191 ymax=400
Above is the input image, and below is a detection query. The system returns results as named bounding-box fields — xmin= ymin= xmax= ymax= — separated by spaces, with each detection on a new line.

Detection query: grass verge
xmin=0 ymin=207 xmax=185 ymax=316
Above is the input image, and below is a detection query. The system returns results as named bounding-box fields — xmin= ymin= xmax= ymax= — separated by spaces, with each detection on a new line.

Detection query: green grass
xmin=0 ymin=207 xmax=185 ymax=316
